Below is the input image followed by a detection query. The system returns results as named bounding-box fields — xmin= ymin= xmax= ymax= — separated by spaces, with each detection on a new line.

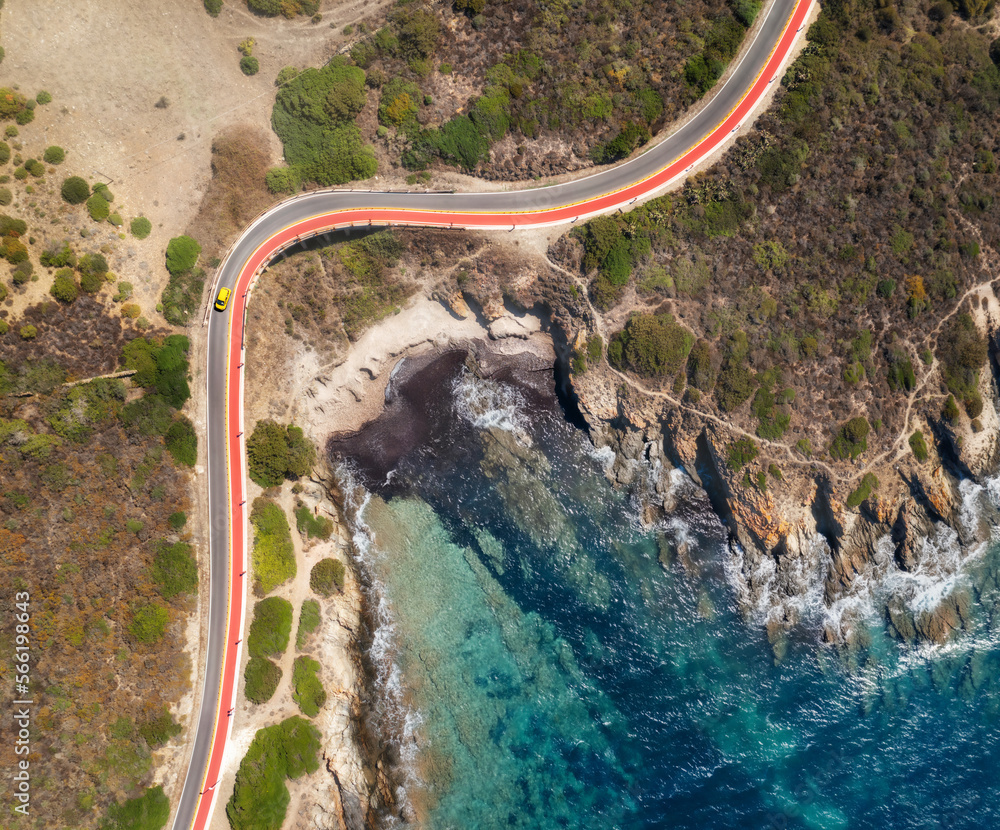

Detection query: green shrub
xmin=590 ymin=121 xmax=651 ymax=164
xmin=130 ymin=216 xmax=152 ymax=239
xmin=247 ymin=420 xmax=316 ymax=486
xmin=266 ymin=166 xmax=301 ymax=194
xmin=295 ymin=503 xmax=333 ymax=539
xmin=114 ymin=281 xmax=134 ymax=302
xmin=909 ymin=431 xmax=929 ymax=462
xmin=168 ymin=511 xmax=187 ymax=530
xmin=61 ymin=176 xmax=90 ymax=204
xmin=205 ymin=0 xmax=223 ymax=15
xmin=165 ymin=234 xmax=201 ymax=275
xmin=0 ymin=187 xmax=10 ymax=206
xmin=845 ymin=473 xmax=879 ymax=509
xmin=129 ymin=603 xmax=169 ymax=644
xmin=19 ymin=325 xmax=37 ymax=341
xmin=226 ymin=717 xmax=321 ymax=830
xmin=248 ymin=596 xmax=293 ymax=659
xmin=943 ymin=394 xmax=960 ymax=422
xmin=733 ymin=0 xmax=762 ymax=26
xmin=138 ymin=710 xmax=182 ymax=748
xmin=24 ymin=158 xmax=44 ymax=177
xmin=937 ymin=313 xmax=987 ymax=417
xmin=726 ymin=437 xmax=759 ymax=471
xmin=36 ymin=91 xmax=52 ymax=105
xmin=85 ymin=192 xmax=109 ymax=220
xmin=101 ymin=785 xmax=170 ymax=830
xmin=250 ymin=499 xmax=297 ymax=594
xmin=50 ymin=270 xmax=80 ymax=303
xmin=13 ymin=166 xmax=28 ymax=181
xmin=830 ymin=417 xmax=870 ymax=461
xmin=292 ymin=656 xmax=326 ymax=717
xmin=165 ymin=417 xmax=197 ymax=467
xmin=310 ymin=558 xmax=345 ymax=596
xmin=296 ymin=599 xmax=321 ymax=649
xmin=715 ymin=364 xmax=757 ymax=412
xmin=0 ymin=142 xmax=8 ymax=164
xmin=40 ymin=239 xmax=76 ymax=267
xmin=271 ymin=59 xmax=378 ymax=186
xmin=608 ymin=312 xmax=694 ymax=378
xmin=43 ymin=145 xmax=65 ymax=164
xmin=244 ymin=656 xmax=282 ymax=704
xmin=240 ymin=55 xmax=260 ymax=76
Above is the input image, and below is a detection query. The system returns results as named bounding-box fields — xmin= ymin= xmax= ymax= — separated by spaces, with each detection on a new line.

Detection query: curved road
xmin=173 ymin=0 xmax=813 ymax=826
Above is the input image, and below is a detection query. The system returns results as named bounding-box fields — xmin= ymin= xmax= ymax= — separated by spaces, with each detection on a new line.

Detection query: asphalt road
xmin=171 ymin=0 xmax=812 ymax=826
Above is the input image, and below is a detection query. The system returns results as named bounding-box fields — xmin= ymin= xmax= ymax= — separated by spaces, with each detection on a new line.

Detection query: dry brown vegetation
xmin=186 ymin=126 xmax=279 ymax=263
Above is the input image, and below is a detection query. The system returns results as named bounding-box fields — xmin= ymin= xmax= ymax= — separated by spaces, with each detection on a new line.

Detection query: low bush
xmin=608 ymin=312 xmax=693 ymax=378
xmin=292 ymin=656 xmax=326 ymax=717
xmin=266 ymin=166 xmax=301 ymax=195
xmin=937 ymin=313 xmax=988 ymax=417
xmin=247 ymin=420 xmax=316 ymax=486
xmin=295 ymin=503 xmax=333 ymax=539
xmin=310 ymin=558 xmax=345 ymax=596
xmin=165 ymin=235 xmax=201 ymax=275
xmin=61 ymin=176 xmax=90 ymax=204
xmin=138 ymin=710 xmax=182 ymax=748
xmin=226 ymin=717 xmax=321 ymax=830
xmin=296 ymin=599 xmax=321 ymax=649
xmin=165 ymin=417 xmax=197 ymax=467
xmin=845 ymin=473 xmax=879 ymax=509
xmin=130 ymin=216 xmax=152 ymax=239
xmin=151 ymin=541 xmax=198 ymax=599
xmin=830 ymin=417 xmax=870 ymax=461
xmin=244 ymin=656 xmax=282 ymax=704
xmin=726 ymin=437 xmax=759 ymax=471
xmin=101 ymin=785 xmax=169 ymax=830
xmin=129 ymin=602 xmax=169 ymax=644
xmin=248 ymin=596 xmax=293 ymax=658
xmin=272 ymin=58 xmax=378 ymax=186
xmin=50 ymin=269 xmax=80 ymax=303
xmin=909 ymin=431 xmax=929 ymax=462
xmin=250 ymin=499 xmax=297 ymax=594
xmin=87 ymin=193 xmax=110 ymax=221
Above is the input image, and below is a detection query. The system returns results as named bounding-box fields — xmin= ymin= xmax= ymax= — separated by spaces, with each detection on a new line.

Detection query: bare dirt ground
xmin=1 ymin=0 xmax=389 ymax=312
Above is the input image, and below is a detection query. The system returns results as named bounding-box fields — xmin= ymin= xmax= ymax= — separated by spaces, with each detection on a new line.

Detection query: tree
xmin=165 ymin=235 xmax=201 ymax=275
xmin=61 ymin=176 xmax=90 ymax=204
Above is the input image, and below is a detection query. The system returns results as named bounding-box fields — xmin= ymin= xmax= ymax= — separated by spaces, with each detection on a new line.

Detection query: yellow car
xmin=214 ymin=287 xmax=232 ymax=312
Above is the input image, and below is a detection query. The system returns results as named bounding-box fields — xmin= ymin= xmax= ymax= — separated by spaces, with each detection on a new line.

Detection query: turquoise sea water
xmin=337 ymin=360 xmax=1000 ymax=830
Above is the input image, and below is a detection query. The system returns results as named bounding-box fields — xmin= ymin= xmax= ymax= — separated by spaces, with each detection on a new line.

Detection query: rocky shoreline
xmin=567 ymin=302 xmax=1000 ymax=650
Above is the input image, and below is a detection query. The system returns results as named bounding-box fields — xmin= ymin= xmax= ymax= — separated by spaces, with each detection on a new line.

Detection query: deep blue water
xmin=339 ymin=362 xmax=1000 ymax=830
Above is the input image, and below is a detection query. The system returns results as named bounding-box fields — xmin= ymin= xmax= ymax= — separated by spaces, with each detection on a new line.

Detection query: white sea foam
xmin=452 ymin=369 xmax=530 ymax=436
xmin=336 ymin=465 xmax=424 ymax=817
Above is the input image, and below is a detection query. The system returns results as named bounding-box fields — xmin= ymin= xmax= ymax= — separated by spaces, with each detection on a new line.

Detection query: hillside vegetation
xmin=556 ymin=0 xmax=1000 ymax=469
